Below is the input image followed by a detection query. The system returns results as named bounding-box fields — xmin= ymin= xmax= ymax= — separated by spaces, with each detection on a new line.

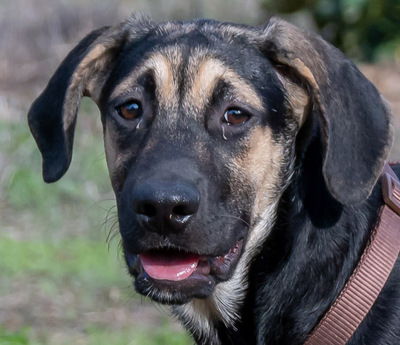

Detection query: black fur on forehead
xmin=143 ymin=15 xmax=258 ymax=41
xmin=113 ymin=12 xmax=272 ymax=56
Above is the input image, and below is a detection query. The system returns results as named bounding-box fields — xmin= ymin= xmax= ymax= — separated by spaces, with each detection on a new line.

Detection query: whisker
xmin=218 ymin=213 xmax=251 ymax=228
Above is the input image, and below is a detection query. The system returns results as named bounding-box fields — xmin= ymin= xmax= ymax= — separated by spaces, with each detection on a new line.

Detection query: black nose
xmin=132 ymin=181 xmax=200 ymax=234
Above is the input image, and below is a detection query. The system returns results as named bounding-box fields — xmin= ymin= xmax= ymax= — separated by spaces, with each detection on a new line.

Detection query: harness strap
xmin=304 ymin=163 xmax=400 ymax=345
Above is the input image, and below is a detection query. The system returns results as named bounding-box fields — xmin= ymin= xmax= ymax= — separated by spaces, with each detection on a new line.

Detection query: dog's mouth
xmin=141 ymin=239 xmax=243 ymax=281
xmin=125 ymin=239 xmax=244 ymax=304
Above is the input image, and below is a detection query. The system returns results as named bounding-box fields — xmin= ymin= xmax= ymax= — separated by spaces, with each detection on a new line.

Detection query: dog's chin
xmin=125 ymin=239 xmax=244 ymax=305
xmin=134 ymin=272 xmax=217 ymax=305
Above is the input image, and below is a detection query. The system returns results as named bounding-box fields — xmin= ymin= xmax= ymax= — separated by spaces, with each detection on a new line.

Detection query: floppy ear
xmin=259 ymin=18 xmax=393 ymax=205
xmin=28 ymin=14 xmax=154 ymax=183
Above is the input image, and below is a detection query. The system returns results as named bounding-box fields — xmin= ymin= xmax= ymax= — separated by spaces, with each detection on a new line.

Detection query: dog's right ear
xmin=257 ymin=18 xmax=393 ymax=206
xmin=28 ymin=14 xmax=154 ymax=183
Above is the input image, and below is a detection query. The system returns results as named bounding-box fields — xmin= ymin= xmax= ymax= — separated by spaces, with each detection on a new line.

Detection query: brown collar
xmin=304 ymin=163 xmax=400 ymax=345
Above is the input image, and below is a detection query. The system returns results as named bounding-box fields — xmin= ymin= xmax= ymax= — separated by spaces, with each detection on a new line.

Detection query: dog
xmin=28 ymin=14 xmax=399 ymax=345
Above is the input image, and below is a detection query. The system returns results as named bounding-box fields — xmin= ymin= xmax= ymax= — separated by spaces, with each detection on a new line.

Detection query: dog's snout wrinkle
xmin=133 ymin=181 xmax=200 ymax=234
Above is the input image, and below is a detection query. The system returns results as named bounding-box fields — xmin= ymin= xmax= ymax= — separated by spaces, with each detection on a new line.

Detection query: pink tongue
xmin=141 ymin=252 xmax=200 ymax=281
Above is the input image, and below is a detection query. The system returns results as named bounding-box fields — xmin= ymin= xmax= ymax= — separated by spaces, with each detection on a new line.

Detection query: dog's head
xmin=28 ymin=15 xmax=392 ymax=307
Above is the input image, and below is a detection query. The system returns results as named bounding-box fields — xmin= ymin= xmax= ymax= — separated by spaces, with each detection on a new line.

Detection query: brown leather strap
xmin=304 ymin=163 xmax=400 ymax=345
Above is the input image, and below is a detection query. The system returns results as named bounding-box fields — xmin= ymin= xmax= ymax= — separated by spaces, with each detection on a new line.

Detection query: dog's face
xmin=100 ymin=29 xmax=303 ymax=303
xmin=28 ymin=15 xmax=392 ymax=327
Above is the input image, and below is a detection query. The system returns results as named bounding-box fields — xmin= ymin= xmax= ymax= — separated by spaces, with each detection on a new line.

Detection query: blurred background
xmin=0 ymin=0 xmax=399 ymax=344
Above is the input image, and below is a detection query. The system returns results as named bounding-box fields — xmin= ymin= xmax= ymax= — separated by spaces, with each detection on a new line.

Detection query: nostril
xmin=173 ymin=204 xmax=194 ymax=217
xmin=170 ymin=200 xmax=199 ymax=224
xmin=135 ymin=202 xmax=157 ymax=218
xmin=171 ymin=206 xmax=191 ymax=223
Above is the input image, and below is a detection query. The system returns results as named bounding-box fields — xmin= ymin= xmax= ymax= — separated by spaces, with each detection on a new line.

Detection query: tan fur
xmin=262 ymin=18 xmax=326 ymax=93
xmin=62 ymin=14 xmax=157 ymax=132
xmin=185 ymin=53 xmax=264 ymax=115
xmin=231 ymin=127 xmax=284 ymax=216
xmin=291 ymin=58 xmax=319 ymax=91
xmin=110 ymin=48 xmax=182 ymax=115
xmin=62 ymin=25 xmax=129 ymax=133
xmin=261 ymin=18 xmax=332 ymax=126
xmin=146 ymin=49 xmax=181 ymax=110
xmin=275 ymin=71 xmax=310 ymax=125
xmin=63 ymin=43 xmax=109 ymax=133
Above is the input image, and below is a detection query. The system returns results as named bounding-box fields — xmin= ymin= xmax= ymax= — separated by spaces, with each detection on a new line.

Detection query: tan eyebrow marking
xmin=111 ymin=47 xmax=182 ymax=111
xmin=111 ymin=48 xmax=264 ymax=123
xmin=185 ymin=55 xmax=265 ymax=115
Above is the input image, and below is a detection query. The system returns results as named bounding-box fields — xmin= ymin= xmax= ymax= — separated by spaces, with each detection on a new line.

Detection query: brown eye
xmin=117 ymin=101 xmax=142 ymax=120
xmin=223 ymin=108 xmax=250 ymax=126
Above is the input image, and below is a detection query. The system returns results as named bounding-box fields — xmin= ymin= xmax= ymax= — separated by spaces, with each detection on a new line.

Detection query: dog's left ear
xmin=258 ymin=18 xmax=393 ymax=205
xmin=28 ymin=14 xmax=154 ymax=183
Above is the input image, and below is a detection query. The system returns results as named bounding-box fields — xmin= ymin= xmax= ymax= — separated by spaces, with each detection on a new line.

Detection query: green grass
xmin=0 ymin=99 xmax=114 ymax=240
xmin=0 ymin=236 xmax=189 ymax=343
xmin=0 ymin=237 xmax=122 ymax=285
xmin=0 ymin=327 xmax=31 ymax=345
xmin=0 ymin=325 xmax=191 ymax=345
xmin=85 ymin=323 xmax=191 ymax=345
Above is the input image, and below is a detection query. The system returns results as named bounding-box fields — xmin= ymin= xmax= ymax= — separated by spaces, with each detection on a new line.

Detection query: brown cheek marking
xmin=230 ymin=127 xmax=284 ymax=218
xmin=185 ymin=56 xmax=264 ymax=117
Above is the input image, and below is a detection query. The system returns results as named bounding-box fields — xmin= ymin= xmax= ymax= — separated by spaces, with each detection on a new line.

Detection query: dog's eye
xmin=117 ymin=101 xmax=142 ymax=120
xmin=223 ymin=108 xmax=250 ymax=126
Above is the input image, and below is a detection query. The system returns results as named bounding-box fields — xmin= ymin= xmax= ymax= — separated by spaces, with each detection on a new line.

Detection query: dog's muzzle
xmin=120 ymin=178 xmax=245 ymax=304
